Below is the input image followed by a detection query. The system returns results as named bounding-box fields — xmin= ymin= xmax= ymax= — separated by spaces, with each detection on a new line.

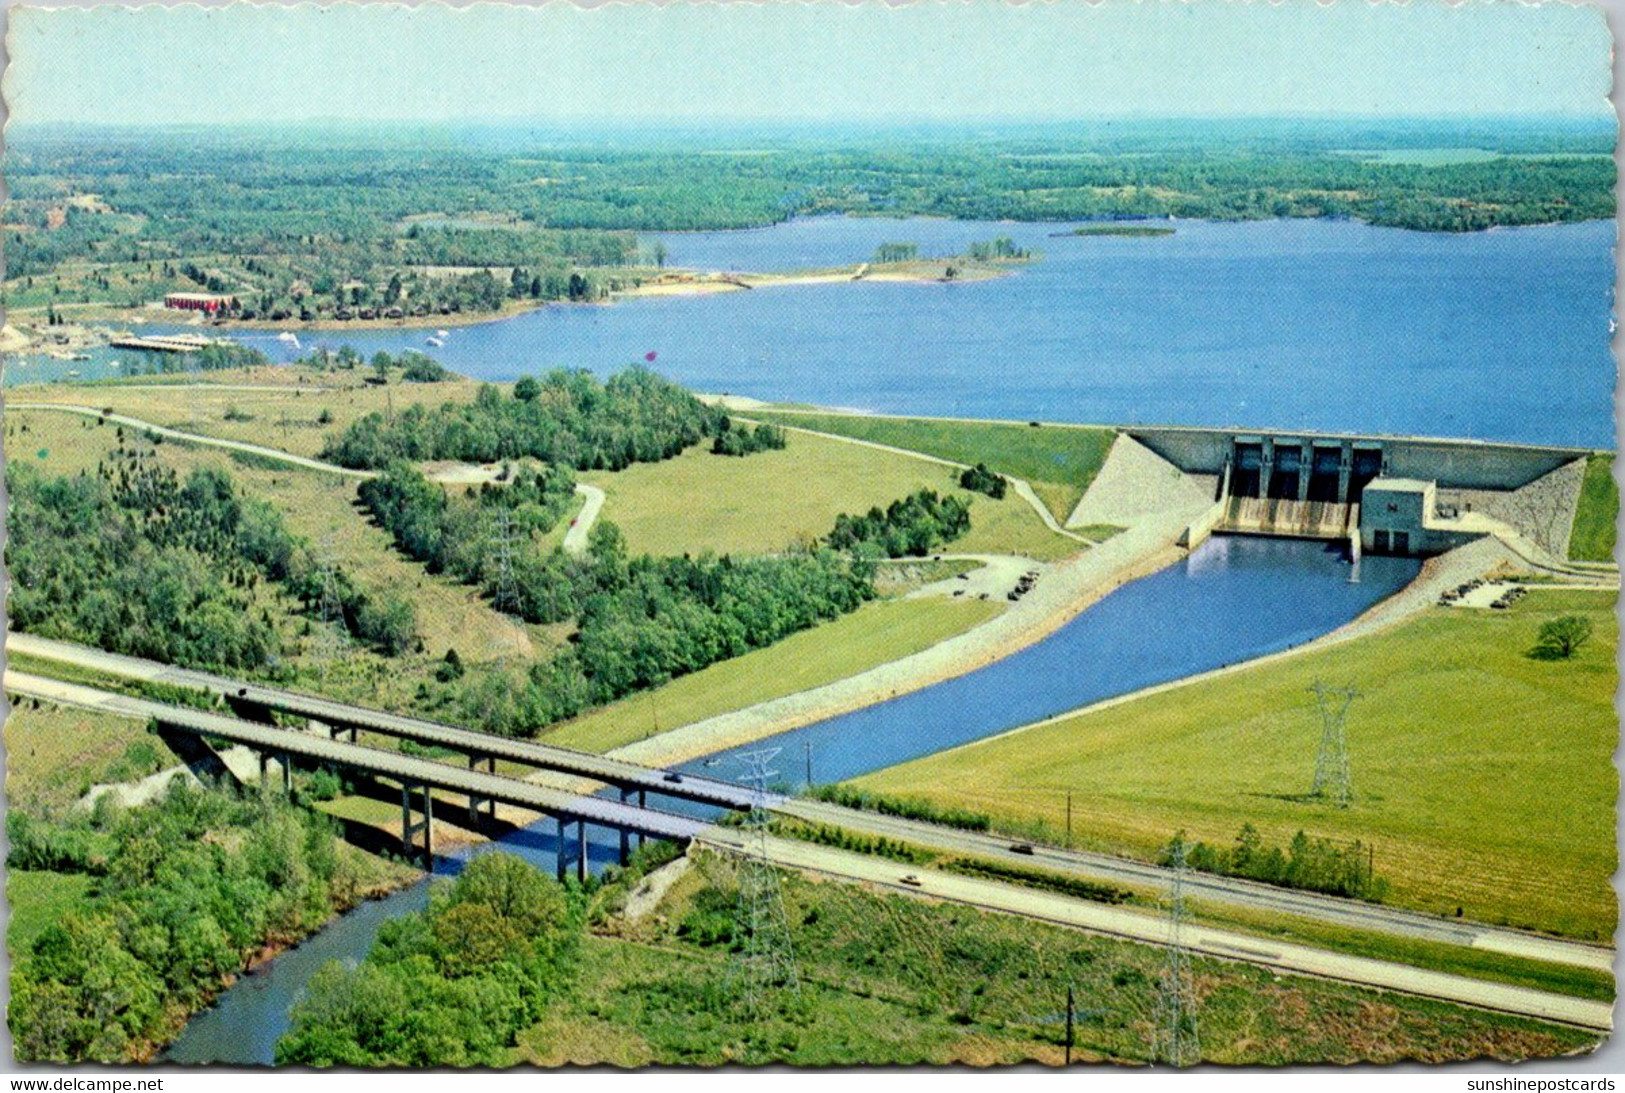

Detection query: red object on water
xmin=645 ymin=351 xmax=658 ymax=362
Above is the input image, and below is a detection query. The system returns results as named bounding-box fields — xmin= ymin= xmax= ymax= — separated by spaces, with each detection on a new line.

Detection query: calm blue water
xmin=13 ymin=217 xmax=1613 ymax=448
xmin=166 ymin=534 xmax=1417 ymax=1064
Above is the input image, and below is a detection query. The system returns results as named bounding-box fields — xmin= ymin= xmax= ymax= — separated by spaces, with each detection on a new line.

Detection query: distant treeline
xmin=4 ymin=133 xmax=1612 ymax=314
xmin=322 ymin=367 xmax=725 ymax=470
xmin=7 ymin=446 xmax=416 ymax=670
xmin=9 ymin=786 xmax=366 ymax=1063
xmin=1162 ymin=825 xmax=1387 ymax=901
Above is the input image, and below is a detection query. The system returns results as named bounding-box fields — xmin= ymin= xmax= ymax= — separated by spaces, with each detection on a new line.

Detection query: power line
xmin=487 ymin=508 xmax=521 ymax=615
xmin=313 ymin=535 xmax=348 ymax=682
xmin=730 ymin=746 xmax=800 ymax=1012
xmin=1153 ymin=836 xmax=1200 ymax=1068
xmin=1309 ymin=679 xmax=1359 ymax=807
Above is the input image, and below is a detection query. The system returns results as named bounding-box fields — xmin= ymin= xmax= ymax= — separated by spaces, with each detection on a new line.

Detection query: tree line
xmin=322 ymin=367 xmax=726 ymax=471
xmin=1162 ymin=824 xmax=1386 ymax=901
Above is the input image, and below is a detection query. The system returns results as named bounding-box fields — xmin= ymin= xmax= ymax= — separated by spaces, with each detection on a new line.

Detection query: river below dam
xmin=165 ymin=534 xmax=1420 ymax=1064
xmin=8 ymin=216 xmax=1615 ymax=448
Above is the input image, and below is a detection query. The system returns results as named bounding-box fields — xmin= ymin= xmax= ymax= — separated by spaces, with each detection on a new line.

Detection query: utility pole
xmin=314 ymin=535 xmax=347 ymax=683
xmin=1064 ymin=982 xmax=1075 ymax=1066
xmin=1309 ymin=680 xmax=1359 ymax=807
xmin=1066 ymin=791 xmax=1073 ymax=846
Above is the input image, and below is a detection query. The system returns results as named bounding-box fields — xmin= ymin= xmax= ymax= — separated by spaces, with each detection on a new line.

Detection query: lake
xmin=11 ymin=217 xmax=1614 ymax=448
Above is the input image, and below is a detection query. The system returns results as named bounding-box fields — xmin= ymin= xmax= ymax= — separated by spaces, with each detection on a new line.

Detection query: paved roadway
xmin=5 ymin=671 xmax=707 ymax=841
xmin=778 ymin=799 xmax=1615 ymax=973
xmin=697 ymin=829 xmax=1614 ymax=1033
xmin=13 ymin=632 xmax=1612 ymax=975
xmin=7 ymin=633 xmax=758 ymax=813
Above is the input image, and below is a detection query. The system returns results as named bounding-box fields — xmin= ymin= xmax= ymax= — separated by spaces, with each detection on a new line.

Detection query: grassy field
xmin=4 ymin=703 xmax=183 ymax=813
xmin=856 ymin=589 xmax=1618 ymax=940
xmin=512 ymin=853 xmax=1596 ymax=1066
xmin=545 ymin=595 xmax=1001 ymax=753
xmin=11 ymin=367 xmax=482 ymax=460
xmin=579 ymin=427 xmax=1081 ymax=561
xmin=1568 ymin=453 xmax=1617 ymax=562
xmin=750 ymin=410 xmax=1116 ymax=523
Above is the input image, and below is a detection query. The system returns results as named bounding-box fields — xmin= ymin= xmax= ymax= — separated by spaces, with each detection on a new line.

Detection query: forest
xmin=322 ymin=367 xmax=725 ymax=470
xmin=6 ymin=446 xmax=418 ymax=669
xmin=8 ymin=785 xmax=365 ymax=1063
xmin=3 ymin=122 xmax=1613 ymax=320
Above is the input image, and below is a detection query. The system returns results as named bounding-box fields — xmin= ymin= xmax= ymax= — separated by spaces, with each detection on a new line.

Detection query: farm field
xmin=749 ymin=409 xmax=1116 ymax=523
xmin=855 ymin=589 xmax=1619 ymax=940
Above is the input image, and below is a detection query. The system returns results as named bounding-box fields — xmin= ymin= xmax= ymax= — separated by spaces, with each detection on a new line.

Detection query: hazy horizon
xmin=8 ymin=3 xmax=1612 ymax=128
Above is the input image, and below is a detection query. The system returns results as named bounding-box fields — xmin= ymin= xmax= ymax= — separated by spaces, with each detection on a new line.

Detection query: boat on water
xmin=426 ymin=336 xmax=445 ymax=348
xmin=435 ymin=329 xmax=450 ymax=338
xmin=277 ymin=332 xmax=301 ymax=349
xmin=67 ymin=369 xmax=81 ymax=377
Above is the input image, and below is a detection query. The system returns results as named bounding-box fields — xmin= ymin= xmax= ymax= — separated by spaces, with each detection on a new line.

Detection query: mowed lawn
xmin=545 ymin=595 xmax=1002 ymax=753
xmin=1568 ymin=452 xmax=1617 ymax=562
xmin=856 ymin=590 xmax=1618 ymax=940
xmin=750 ymin=410 xmax=1116 ymax=523
xmin=578 ymin=428 xmax=1080 ymax=561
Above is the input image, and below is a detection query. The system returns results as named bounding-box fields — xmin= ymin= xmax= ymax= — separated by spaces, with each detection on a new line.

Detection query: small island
xmin=1056 ymin=224 xmax=1177 ymax=238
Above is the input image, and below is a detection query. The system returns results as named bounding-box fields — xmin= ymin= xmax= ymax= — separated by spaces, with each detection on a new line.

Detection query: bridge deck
xmin=4 ymin=670 xmax=708 ymax=841
xmin=7 ymin=633 xmax=757 ymax=811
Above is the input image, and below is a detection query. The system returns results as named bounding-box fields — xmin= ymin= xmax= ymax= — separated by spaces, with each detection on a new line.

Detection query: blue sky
xmin=6 ymin=2 xmax=1614 ymax=126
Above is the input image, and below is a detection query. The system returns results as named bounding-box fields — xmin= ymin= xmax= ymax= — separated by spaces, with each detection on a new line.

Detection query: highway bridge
xmin=4 ymin=670 xmax=708 ymax=877
xmin=10 ymin=633 xmax=1612 ymax=976
xmin=8 ymin=633 xmax=760 ymax=814
xmin=5 ymin=657 xmax=1611 ymax=1032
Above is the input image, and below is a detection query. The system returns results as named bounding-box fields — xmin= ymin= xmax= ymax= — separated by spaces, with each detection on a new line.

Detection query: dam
xmin=1128 ymin=426 xmax=1595 ymax=560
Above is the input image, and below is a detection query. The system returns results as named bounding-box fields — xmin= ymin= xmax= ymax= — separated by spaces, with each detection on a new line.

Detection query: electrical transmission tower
xmin=313 ymin=537 xmax=348 ymax=681
xmin=1309 ymin=680 xmax=1360 ymax=807
xmin=487 ymin=508 xmax=521 ymax=615
xmin=1153 ymin=837 xmax=1201 ymax=1068
xmin=730 ymin=747 xmax=800 ymax=1012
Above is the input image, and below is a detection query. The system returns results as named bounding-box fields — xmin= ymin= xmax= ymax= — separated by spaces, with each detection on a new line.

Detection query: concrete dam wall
xmin=1126 ymin=426 xmax=1594 ymax=558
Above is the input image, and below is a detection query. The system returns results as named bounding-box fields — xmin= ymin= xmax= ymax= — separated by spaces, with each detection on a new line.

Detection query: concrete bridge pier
xmin=327 ymin=723 xmax=359 ymax=744
xmin=555 ymin=817 xmax=590 ymax=883
xmin=467 ymin=753 xmax=497 ymax=825
xmin=401 ymin=783 xmax=433 ymax=867
xmin=258 ymin=750 xmax=292 ymax=795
